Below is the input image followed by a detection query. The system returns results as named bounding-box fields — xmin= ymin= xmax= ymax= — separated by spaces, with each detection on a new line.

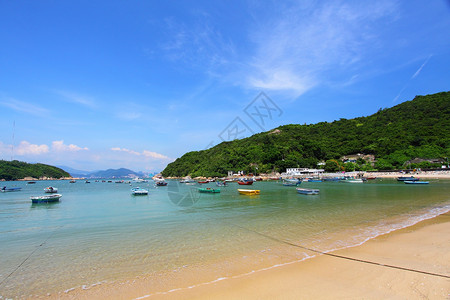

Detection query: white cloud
xmin=52 ymin=140 xmax=88 ymax=152
xmin=142 ymin=150 xmax=169 ymax=159
xmin=16 ymin=141 xmax=49 ymax=155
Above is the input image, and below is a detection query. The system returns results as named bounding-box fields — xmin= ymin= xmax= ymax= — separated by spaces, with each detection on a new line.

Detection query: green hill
xmin=162 ymin=91 xmax=450 ymax=177
xmin=0 ymin=160 xmax=70 ymax=180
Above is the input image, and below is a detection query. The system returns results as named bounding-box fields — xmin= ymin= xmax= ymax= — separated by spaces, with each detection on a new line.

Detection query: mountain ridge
xmin=162 ymin=91 xmax=450 ymax=177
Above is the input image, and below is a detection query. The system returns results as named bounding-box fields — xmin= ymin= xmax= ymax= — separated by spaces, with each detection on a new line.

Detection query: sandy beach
xmin=55 ymin=212 xmax=450 ymax=300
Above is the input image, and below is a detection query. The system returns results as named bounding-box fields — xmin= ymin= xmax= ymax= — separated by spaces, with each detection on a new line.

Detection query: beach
xmin=53 ymin=212 xmax=450 ymax=300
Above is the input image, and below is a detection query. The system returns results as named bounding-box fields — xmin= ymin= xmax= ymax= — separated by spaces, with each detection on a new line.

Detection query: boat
xmin=282 ymin=179 xmax=301 ymax=186
xmin=131 ymin=187 xmax=149 ymax=195
xmin=340 ymin=178 xmax=364 ymax=183
xmin=155 ymin=181 xmax=168 ymax=186
xmin=296 ymin=188 xmax=319 ymax=195
xmin=27 ymin=181 xmax=36 ymax=184
xmin=404 ymin=181 xmax=429 ymax=184
xmin=197 ymin=180 xmax=209 ymax=184
xmin=216 ymin=181 xmax=227 ymax=187
xmin=238 ymin=179 xmax=253 ymax=185
xmin=44 ymin=186 xmax=58 ymax=193
xmin=180 ymin=178 xmax=196 ymax=183
xmin=70 ymin=180 xmax=76 ymax=183
xmin=365 ymin=177 xmax=377 ymax=180
xmin=308 ymin=179 xmax=322 ymax=182
xmin=1 ymin=186 xmax=22 ymax=192
xmin=198 ymin=188 xmax=221 ymax=193
xmin=397 ymin=176 xmax=419 ymax=182
xmin=323 ymin=177 xmax=342 ymax=181
xmin=238 ymin=189 xmax=260 ymax=195
xmin=31 ymin=194 xmax=62 ymax=204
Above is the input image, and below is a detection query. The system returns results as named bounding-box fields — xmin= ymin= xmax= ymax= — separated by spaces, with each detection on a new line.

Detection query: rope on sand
xmin=233 ymin=224 xmax=450 ymax=279
xmin=0 ymin=226 xmax=63 ymax=288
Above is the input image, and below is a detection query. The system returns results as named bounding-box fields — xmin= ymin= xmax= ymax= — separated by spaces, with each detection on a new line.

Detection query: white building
xmin=285 ymin=168 xmax=324 ymax=176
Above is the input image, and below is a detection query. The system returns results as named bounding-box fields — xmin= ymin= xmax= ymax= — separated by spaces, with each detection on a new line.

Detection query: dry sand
xmin=56 ymin=213 xmax=450 ymax=300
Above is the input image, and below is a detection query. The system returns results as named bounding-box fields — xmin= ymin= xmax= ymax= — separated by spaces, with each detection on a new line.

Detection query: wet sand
xmin=56 ymin=213 xmax=450 ymax=299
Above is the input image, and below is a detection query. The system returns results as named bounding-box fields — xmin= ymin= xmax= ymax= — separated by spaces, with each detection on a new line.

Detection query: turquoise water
xmin=0 ymin=179 xmax=449 ymax=298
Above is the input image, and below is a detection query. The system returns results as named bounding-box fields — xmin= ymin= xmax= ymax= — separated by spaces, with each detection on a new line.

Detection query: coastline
xmin=52 ymin=212 xmax=450 ymax=299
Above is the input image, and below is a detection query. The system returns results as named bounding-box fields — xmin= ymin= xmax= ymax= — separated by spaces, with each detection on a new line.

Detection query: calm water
xmin=0 ymin=179 xmax=449 ymax=297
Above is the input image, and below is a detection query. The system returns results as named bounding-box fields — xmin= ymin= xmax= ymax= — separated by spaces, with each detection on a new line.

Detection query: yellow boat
xmin=238 ymin=189 xmax=260 ymax=195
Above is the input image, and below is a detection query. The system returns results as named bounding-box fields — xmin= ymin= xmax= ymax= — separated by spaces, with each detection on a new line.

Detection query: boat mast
xmin=11 ymin=120 xmax=15 ymax=161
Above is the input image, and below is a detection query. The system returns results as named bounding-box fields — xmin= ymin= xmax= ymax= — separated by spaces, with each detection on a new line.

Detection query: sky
xmin=0 ymin=0 xmax=449 ymax=173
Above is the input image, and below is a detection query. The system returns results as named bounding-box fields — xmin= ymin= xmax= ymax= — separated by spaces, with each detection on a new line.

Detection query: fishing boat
xmin=44 ymin=186 xmax=58 ymax=193
xmin=238 ymin=179 xmax=253 ymax=185
xmin=198 ymin=188 xmax=221 ymax=193
xmin=70 ymin=180 xmax=76 ymax=183
xmin=238 ymin=189 xmax=260 ymax=195
xmin=296 ymin=188 xmax=319 ymax=195
xmin=404 ymin=181 xmax=429 ymax=184
xmin=397 ymin=176 xmax=419 ymax=182
xmin=155 ymin=181 xmax=168 ymax=186
xmin=1 ymin=186 xmax=22 ymax=192
xmin=216 ymin=181 xmax=227 ymax=187
xmin=31 ymin=194 xmax=62 ymax=204
xmin=131 ymin=187 xmax=149 ymax=195
xmin=197 ymin=180 xmax=209 ymax=184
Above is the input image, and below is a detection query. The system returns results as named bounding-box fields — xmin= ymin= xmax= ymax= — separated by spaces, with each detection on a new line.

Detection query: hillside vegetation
xmin=0 ymin=160 xmax=70 ymax=180
xmin=162 ymin=92 xmax=450 ymax=177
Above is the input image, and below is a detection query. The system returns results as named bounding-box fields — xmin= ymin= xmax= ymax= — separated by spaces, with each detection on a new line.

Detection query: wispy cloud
xmin=412 ymin=54 xmax=432 ymax=79
xmin=393 ymin=54 xmax=433 ymax=102
xmin=53 ymin=90 xmax=97 ymax=109
xmin=111 ymin=147 xmax=170 ymax=160
xmin=0 ymin=97 xmax=50 ymax=116
xmin=244 ymin=1 xmax=399 ymax=98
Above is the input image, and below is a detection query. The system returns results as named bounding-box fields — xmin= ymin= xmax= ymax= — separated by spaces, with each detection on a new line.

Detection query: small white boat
xmin=296 ymin=188 xmax=319 ymax=195
xmin=31 ymin=194 xmax=62 ymax=203
xmin=44 ymin=186 xmax=58 ymax=193
xmin=131 ymin=187 xmax=149 ymax=195
xmin=340 ymin=179 xmax=364 ymax=183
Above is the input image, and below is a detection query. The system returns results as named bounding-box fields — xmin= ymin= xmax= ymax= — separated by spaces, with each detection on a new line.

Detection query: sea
xmin=0 ymin=178 xmax=449 ymax=298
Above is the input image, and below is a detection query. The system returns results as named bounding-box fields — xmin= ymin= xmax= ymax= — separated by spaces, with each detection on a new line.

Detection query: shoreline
xmin=51 ymin=211 xmax=450 ymax=299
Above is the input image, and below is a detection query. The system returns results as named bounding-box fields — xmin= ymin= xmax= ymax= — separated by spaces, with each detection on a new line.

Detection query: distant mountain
xmin=88 ymin=168 xmax=144 ymax=178
xmin=162 ymin=91 xmax=450 ymax=177
xmin=57 ymin=166 xmax=92 ymax=177
xmin=58 ymin=166 xmax=145 ymax=178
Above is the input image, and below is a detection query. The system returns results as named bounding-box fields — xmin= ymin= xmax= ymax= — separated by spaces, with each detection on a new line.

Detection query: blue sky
xmin=0 ymin=0 xmax=449 ymax=173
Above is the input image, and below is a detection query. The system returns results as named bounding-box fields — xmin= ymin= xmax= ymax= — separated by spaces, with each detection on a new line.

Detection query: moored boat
xmin=282 ymin=179 xmax=301 ymax=186
xmin=340 ymin=178 xmax=364 ymax=183
xmin=238 ymin=179 xmax=253 ymax=185
xmin=155 ymin=181 xmax=168 ymax=186
xmin=31 ymin=194 xmax=62 ymax=204
xmin=1 ymin=186 xmax=22 ymax=192
xmin=131 ymin=187 xmax=149 ymax=195
xmin=44 ymin=186 xmax=58 ymax=193
xmin=198 ymin=188 xmax=221 ymax=193
xmin=238 ymin=189 xmax=260 ymax=195
xmin=404 ymin=180 xmax=429 ymax=184
xmin=296 ymin=188 xmax=319 ymax=195
xmin=397 ymin=176 xmax=419 ymax=181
